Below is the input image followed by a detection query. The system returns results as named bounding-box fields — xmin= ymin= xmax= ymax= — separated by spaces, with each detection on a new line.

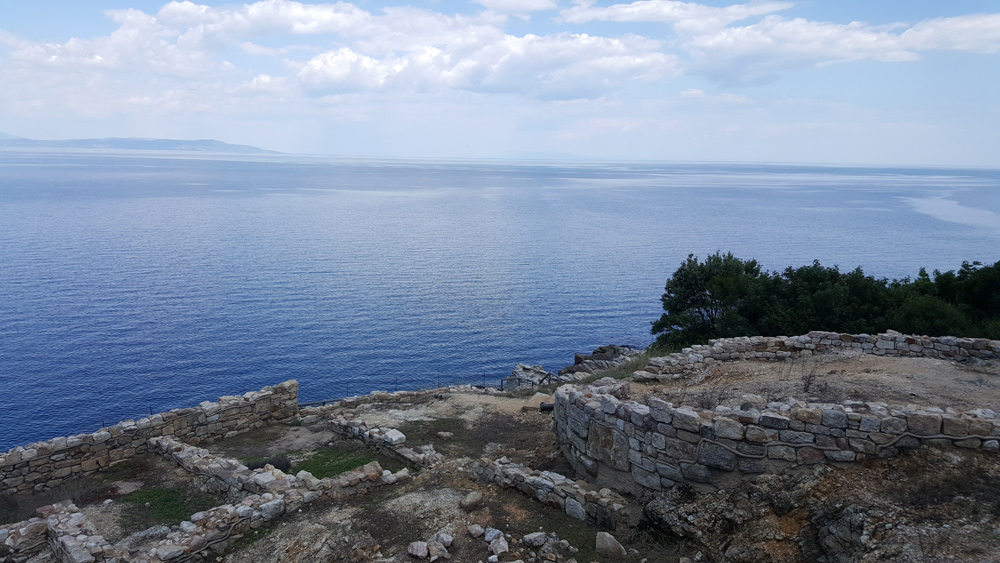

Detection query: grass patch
xmin=291 ymin=447 xmax=379 ymax=479
xmin=120 ymin=487 xmax=218 ymax=531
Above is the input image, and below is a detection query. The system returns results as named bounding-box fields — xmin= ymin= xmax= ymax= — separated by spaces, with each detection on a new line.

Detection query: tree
xmin=651 ymin=252 xmax=763 ymax=348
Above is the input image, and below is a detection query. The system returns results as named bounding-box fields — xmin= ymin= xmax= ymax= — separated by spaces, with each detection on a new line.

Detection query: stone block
xmin=793 ymin=408 xmax=823 ymax=425
xmin=907 ymin=413 xmax=942 ymax=436
xmin=822 ymin=410 xmax=848 ymax=429
xmin=587 ymin=422 xmax=631 ymax=471
xmin=713 ymin=417 xmax=745 ymax=440
xmin=745 ymin=425 xmax=779 ymax=443
xmin=631 ymin=465 xmax=662 ymax=490
xmin=767 ymin=445 xmax=795 ymax=462
xmin=672 ymin=408 xmax=702 ymax=432
xmin=778 ymin=430 xmax=814 ymax=444
xmin=680 ymin=463 xmax=712 ymax=483
xmin=698 ymin=443 xmax=736 ymax=471
xmin=825 ymin=450 xmax=856 ymax=462
xmin=881 ymin=417 xmax=907 ymax=434
xmin=796 ymin=447 xmax=826 ymax=464
xmin=858 ymin=416 xmax=881 ymax=432
xmin=647 ymin=398 xmax=672 ymax=423
xmin=942 ymin=417 xmax=970 ymax=437
xmin=663 ymin=437 xmax=697 ymax=460
xmin=759 ymin=413 xmax=789 ymax=429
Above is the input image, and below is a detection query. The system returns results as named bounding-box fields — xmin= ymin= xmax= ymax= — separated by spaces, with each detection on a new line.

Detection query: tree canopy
xmin=651 ymin=253 xmax=1000 ymax=349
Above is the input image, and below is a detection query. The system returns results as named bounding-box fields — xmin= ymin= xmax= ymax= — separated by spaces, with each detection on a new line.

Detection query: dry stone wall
xmin=472 ymin=457 xmax=638 ymax=530
xmin=636 ymin=331 xmax=1000 ymax=381
xmin=554 ymin=378 xmax=1000 ymax=494
xmin=0 ymin=381 xmax=299 ymax=496
xmin=122 ymin=436 xmax=409 ymax=562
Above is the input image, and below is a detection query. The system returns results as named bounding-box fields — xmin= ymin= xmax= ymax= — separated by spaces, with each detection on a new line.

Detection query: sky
xmin=1 ymin=1 xmax=999 ymax=165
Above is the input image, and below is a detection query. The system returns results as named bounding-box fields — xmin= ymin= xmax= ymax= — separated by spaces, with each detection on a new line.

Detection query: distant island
xmin=0 ymin=132 xmax=277 ymax=154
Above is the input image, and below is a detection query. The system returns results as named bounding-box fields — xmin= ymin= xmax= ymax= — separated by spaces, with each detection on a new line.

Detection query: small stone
xmin=468 ymin=524 xmax=485 ymax=538
xmin=595 ymin=532 xmax=626 ymax=558
xmin=460 ymin=491 xmax=484 ymax=510
xmin=408 ymin=541 xmax=429 ymax=558
xmin=427 ymin=540 xmax=449 ymax=559
xmin=490 ymin=536 xmax=510 ymax=555
xmin=484 ymin=528 xmax=503 ymax=542
xmin=523 ymin=532 xmax=547 ymax=547
xmin=433 ymin=532 xmax=454 ymax=547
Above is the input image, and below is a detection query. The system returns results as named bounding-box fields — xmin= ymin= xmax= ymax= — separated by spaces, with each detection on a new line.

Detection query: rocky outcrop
xmin=503 ymin=364 xmax=556 ymax=390
xmin=560 ymin=345 xmax=643 ymax=376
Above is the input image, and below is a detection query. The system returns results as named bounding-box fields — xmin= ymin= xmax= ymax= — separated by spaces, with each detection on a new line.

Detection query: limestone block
xmin=942 ymin=417 xmax=970 ymax=437
xmin=907 ymin=413 xmax=942 ymax=436
xmin=713 ymin=417 xmax=745 ymax=440
xmin=745 ymin=426 xmax=779 ymax=443
xmin=672 ymin=408 xmax=702 ymax=432
xmin=648 ymin=398 xmax=672 ymax=423
xmin=880 ymin=417 xmax=907 ymax=434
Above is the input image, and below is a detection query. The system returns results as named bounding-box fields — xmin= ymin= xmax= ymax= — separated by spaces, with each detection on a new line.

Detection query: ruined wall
xmin=472 ymin=457 xmax=638 ymax=530
xmin=0 ymin=380 xmax=299 ymax=495
xmin=554 ymin=379 xmax=1000 ymax=494
xmin=636 ymin=331 xmax=1000 ymax=381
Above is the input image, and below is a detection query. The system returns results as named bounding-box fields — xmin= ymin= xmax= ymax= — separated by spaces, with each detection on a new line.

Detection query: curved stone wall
xmin=554 ymin=376 xmax=999 ymax=493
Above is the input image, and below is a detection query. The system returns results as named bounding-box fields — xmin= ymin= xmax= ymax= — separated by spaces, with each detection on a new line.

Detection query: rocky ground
xmin=5 ymin=349 xmax=1000 ymax=562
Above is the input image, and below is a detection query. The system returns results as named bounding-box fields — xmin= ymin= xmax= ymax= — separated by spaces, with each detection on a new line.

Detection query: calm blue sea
xmin=1 ymin=149 xmax=999 ymax=450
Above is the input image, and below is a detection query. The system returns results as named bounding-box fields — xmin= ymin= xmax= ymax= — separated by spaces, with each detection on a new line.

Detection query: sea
xmin=2 ymin=149 xmax=999 ymax=451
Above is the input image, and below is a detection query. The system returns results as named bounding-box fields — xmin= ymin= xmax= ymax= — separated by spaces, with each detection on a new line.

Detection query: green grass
xmin=291 ymin=447 xmax=380 ymax=479
xmin=120 ymin=487 xmax=218 ymax=530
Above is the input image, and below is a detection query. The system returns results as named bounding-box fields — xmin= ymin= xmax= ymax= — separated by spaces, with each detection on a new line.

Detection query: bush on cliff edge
xmin=652 ymin=253 xmax=1000 ymax=348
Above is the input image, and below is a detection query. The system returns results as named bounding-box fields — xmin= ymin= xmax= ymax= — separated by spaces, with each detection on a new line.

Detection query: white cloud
xmin=680 ymin=88 xmax=704 ymax=97
xmin=560 ymin=0 xmax=792 ymax=31
xmin=900 ymin=14 xmax=1000 ymax=54
xmin=681 ymin=12 xmax=1000 ymax=84
xmin=475 ymin=0 xmax=558 ymax=15
xmin=298 ymin=32 xmax=675 ymax=97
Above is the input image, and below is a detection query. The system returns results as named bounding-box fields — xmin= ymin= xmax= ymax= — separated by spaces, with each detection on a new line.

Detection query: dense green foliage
xmin=652 ymin=253 xmax=1000 ymax=348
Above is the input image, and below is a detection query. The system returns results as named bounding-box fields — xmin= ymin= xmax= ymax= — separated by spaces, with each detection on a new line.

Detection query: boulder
xmin=595 ymin=532 xmax=626 ymax=557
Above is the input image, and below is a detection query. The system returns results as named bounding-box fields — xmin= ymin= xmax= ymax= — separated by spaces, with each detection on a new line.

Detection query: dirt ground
xmin=638 ymin=350 xmax=1000 ymax=411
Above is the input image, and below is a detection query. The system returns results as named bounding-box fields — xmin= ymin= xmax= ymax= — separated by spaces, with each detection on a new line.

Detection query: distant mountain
xmin=0 ymin=134 xmax=277 ymax=154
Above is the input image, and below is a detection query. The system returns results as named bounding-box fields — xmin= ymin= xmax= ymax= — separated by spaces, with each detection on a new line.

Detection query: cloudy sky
xmin=1 ymin=1 xmax=998 ymax=164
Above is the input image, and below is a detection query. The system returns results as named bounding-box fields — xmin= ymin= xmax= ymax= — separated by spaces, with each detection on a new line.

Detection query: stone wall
xmin=329 ymin=415 xmax=445 ymax=468
xmin=554 ymin=379 xmax=1000 ymax=494
xmin=113 ymin=436 xmax=409 ymax=562
xmin=0 ymin=381 xmax=299 ymax=495
xmin=472 ymin=457 xmax=638 ymax=530
xmin=636 ymin=331 xmax=1000 ymax=381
